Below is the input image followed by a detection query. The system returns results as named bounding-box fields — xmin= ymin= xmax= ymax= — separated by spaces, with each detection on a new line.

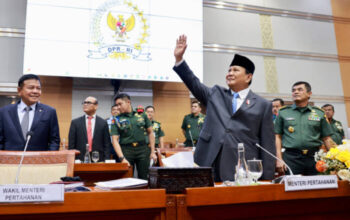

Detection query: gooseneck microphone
xmin=15 ymin=131 xmax=34 ymax=184
xmin=189 ymin=130 xmax=195 ymax=147
xmin=255 ymin=143 xmax=294 ymax=177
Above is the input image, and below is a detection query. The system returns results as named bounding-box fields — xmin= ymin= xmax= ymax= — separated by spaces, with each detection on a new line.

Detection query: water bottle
xmin=84 ymin=144 xmax=91 ymax=163
xmin=235 ymin=143 xmax=250 ymax=185
xmin=175 ymin=138 xmax=179 ymax=148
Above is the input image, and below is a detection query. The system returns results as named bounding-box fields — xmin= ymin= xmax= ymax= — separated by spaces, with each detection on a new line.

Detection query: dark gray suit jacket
xmin=68 ymin=115 xmax=111 ymax=161
xmin=174 ymin=61 xmax=276 ymax=181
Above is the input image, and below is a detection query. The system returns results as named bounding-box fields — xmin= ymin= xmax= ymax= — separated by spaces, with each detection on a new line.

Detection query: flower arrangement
xmin=314 ymin=140 xmax=350 ymax=181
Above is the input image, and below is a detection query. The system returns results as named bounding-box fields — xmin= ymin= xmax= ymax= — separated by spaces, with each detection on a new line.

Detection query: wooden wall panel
xmin=39 ymin=76 xmax=73 ymax=146
xmin=152 ymin=82 xmax=191 ymax=145
xmin=331 ymin=0 xmax=350 ymax=125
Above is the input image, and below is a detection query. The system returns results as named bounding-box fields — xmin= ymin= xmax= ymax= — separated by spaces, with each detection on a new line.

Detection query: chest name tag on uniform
xmin=285 ymin=118 xmax=295 ymax=121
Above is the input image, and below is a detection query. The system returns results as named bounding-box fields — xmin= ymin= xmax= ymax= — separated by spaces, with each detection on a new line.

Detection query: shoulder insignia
xmin=279 ymin=105 xmax=290 ymax=111
xmin=325 ymin=115 xmax=330 ymax=123
xmin=313 ymin=106 xmax=325 ymax=112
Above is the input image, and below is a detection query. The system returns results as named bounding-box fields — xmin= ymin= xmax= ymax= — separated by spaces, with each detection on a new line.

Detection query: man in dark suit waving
xmin=0 ymin=74 xmax=60 ymax=151
xmin=68 ymin=96 xmax=111 ymax=161
xmin=173 ymin=35 xmax=275 ymax=181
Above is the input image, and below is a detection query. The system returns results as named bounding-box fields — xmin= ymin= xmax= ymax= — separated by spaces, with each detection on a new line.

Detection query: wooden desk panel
xmin=74 ymin=163 xmax=133 ymax=186
xmin=0 ymin=189 xmax=167 ymax=220
xmin=2 ymin=181 xmax=350 ymax=220
xmin=179 ymin=181 xmax=350 ymax=220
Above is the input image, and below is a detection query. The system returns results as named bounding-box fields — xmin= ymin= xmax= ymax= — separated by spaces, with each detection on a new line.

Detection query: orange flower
xmin=316 ymin=160 xmax=327 ymax=172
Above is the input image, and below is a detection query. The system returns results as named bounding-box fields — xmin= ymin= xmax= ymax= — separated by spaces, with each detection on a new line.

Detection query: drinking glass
xmin=92 ymin=151 xmax=99 ymax=163
xmin=247 ymin=159 xmax=263 ymax=184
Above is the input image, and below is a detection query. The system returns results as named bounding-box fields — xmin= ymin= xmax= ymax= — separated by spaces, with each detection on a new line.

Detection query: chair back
xmin=0 ymin=150 xmax=75 ymax=184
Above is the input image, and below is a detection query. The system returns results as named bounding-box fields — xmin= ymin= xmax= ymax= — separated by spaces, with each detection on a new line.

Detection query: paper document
xmin=162 ymin=152 xmax=195 ymax=167
xmin=95 ymin=178 xmax=148 ymax=190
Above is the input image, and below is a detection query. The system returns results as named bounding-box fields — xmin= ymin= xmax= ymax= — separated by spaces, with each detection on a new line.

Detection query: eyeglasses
xmin=82 ymin=101 xmax=97 ymax=105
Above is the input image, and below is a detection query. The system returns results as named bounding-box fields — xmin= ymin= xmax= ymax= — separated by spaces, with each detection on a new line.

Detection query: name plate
xmin=0 ymin=184 xmax=64 ymax=203
xmin=284 ymin=175 xmax=338 ymax=191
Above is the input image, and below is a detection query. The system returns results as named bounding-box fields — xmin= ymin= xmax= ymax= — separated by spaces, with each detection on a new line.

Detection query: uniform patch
xmin=308 ymin=112 xmax=320 ymax=121
xmin=152 ymin=123 xmax=159 ymax=131
xmin=119 ymin=119 xmax=130 ymax=127
xmin=308 ymin=114 xmax=320 ymax=121
xmin=335 ymin=122 xmax=343 ymax=131
xmin=137 ymin=117 xmax=144 ymax=123
xmin=198 ymin=117 xmax=204 ymax=124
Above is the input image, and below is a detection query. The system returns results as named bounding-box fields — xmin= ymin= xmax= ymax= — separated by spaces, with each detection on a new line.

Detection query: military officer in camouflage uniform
xmin=145 ymin=106 xmax=165 ymax=148
xmin=111 ymin=93 xmax=156 ymax=180
xmin=322 ymin=104 xmax=345 ymax=145
xmin=181 ymin=101 xmax=206 ymax=147
xmin=275 ymin=81 xmax=334 ymax=175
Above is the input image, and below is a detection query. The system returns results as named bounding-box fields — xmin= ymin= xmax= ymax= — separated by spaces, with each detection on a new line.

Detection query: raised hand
xmin=174 ymin=35 xmax=187 ymax=63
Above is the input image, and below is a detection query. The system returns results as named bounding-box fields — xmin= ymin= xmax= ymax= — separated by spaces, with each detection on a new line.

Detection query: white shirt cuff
xmin=175 ymin=59 xmax=184 ymax=67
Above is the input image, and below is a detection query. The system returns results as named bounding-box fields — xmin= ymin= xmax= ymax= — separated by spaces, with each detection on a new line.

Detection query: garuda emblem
xmin=107 ymin=12 xmax=135 ymax=41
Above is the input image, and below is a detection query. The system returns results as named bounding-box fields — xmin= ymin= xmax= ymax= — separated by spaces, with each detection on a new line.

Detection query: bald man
xmin=68 ymin=96 xmax=111 ymax=162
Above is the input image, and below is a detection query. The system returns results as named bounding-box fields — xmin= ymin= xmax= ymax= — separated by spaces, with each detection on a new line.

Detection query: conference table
xmin=73 ymin=163 xmax=133 ymax=186
xmin=171 ymin=180 xmax=350 ymax=220
xmin=1 ymin=181 xmax=350 ymax=220
xmin=0 ymin=189 xmax=167 ymax=220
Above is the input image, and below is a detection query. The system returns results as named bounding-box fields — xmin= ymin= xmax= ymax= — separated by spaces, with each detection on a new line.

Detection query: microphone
xmin=255 ymin=143 xmax=295 ymax=183
xmin=189 ymin=130 xmax=195 ymax=148
xmin=15 ymin=131 xmax=34 ymax=184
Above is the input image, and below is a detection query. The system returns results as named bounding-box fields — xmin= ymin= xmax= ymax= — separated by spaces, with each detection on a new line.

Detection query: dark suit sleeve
xmin=173 ymin=61 xmax=211 ymax=106
xmin=259 ymin=101 xmax=276 ymax=180
xmin=103 ymin=121 xmax=111 ymax=160
xmin=48 ymin=109 xmax=60 ymax=150
xmin=68 ymin=120 xmax=76 ymax=150
xmin=0 ymin=109 xmax=4 ymax=150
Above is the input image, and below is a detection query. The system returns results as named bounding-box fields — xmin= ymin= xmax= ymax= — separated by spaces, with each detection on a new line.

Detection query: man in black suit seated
xmin=68 ymin=96 xmax=111 ymax=162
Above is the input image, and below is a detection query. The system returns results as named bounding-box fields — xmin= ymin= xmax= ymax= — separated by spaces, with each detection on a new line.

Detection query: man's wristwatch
xmin=119 ymin=156 xmax=125 ymax=161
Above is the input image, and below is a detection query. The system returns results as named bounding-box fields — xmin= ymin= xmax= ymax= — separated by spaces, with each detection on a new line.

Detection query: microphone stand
xmin=189 ymin=130 xmax=195 ymax=148
xmin=15 ymin=131 xmax=33 ymax=184
xmin=255 ymin=143 xmax=295 ymax=184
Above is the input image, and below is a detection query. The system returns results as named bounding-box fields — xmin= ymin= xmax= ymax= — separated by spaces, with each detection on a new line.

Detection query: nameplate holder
xmin=0 ymin=184 xmax=64 ymax=203
xmin=105 ymin=159 xmax=116 ymax=163
xmin=284 ymin=175 xmax=338 ymax=191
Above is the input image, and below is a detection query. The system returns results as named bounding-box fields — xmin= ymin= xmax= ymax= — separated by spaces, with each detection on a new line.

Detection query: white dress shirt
xmin=231 ymin=87 xmax=250 ymax=112
xmin=17 ymin=100 xmax=36 ymax=131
